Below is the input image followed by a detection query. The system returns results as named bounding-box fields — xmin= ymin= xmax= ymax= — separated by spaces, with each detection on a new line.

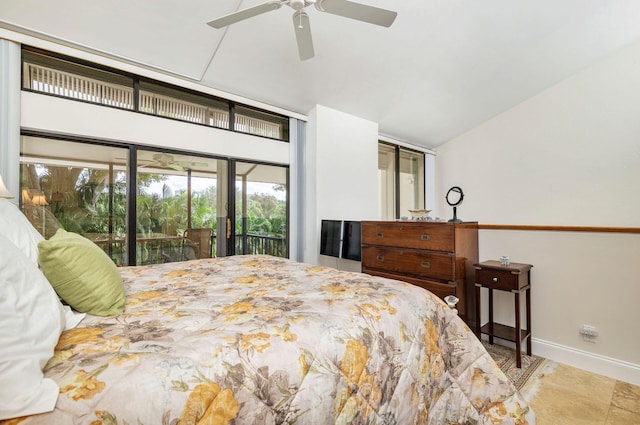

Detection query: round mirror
xmin=446 ymin=186 xmax=464 ymax=207
xmin=446 ymin=186 xmax=464 ymax=222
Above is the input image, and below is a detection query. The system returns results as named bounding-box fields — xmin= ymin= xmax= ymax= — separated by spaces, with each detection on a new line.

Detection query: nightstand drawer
xmin=475 ymin=268 xmax=519 ymax=291
xmin=362 ymin=246 xmax=455 ymax=281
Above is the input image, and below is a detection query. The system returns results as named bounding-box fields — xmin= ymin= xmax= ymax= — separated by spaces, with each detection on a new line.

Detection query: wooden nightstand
xmin=474 ymin=260 xmax=533 ymax=368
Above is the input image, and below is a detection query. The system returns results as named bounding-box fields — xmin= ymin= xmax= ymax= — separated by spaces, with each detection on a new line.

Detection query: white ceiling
xmin=2 ymin=0 xmax=640 ymax=149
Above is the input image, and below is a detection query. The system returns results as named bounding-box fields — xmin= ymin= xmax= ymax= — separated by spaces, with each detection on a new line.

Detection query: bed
xmin=3 ymin=254 xmax=535 ymax=424
xmin=0 ymin=199 xmax=534 ymax=424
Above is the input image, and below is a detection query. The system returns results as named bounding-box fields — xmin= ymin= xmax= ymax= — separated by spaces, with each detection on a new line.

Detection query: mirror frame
xmin=446 ymin=186 xmax=464 ymax=222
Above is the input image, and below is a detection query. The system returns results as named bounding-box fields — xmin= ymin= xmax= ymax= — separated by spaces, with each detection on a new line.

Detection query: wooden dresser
xmin=361 ymin=221 xmax=479 ymax=323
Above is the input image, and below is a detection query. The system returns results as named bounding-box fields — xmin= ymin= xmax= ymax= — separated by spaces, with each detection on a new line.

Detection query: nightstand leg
xmin=515 ymin=291 xmax=522 ymax=368
xmin=488 ymin=288 xmax=494 ymax=345
xmin=475 ymin=284 xmax=481 ymax=338
xmin=526 ymin=284 xmax=532 ymax=356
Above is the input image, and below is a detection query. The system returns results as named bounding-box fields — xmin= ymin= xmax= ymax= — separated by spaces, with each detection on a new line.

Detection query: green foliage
xmin=37 ymin=167 xmax=286 ymax=242
xmin=239 ymin=192 xmax=286 ymax=236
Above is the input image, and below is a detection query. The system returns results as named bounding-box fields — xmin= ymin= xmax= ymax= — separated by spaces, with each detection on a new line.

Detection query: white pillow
xmin=62 ymin=305 xmax=86 ymax=331
xmin=0 ymin=199 xmax=44 ymax=263
xmin=0 ymin=234 xmax=66 ymax=420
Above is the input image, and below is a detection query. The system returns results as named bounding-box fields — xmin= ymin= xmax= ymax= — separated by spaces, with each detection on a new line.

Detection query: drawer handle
xmin=420 ymin=234 xmax=431 ymax=241
xmin=376 ymin=232 xmax=384 ymax=238
xmin=492 ymin=277 xmax=498 ymax=282
xmin=421 ymin=261 xmax=431 ymax=268
xmin=376 ymin=255 xmax=384 ymax=262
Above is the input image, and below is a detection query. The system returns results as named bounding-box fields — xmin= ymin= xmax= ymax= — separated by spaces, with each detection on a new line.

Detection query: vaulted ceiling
xmin=2 ymin=0 xmax=640 ymax=149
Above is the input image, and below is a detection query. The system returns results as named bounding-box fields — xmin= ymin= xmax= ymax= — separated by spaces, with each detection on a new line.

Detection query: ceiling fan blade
xmin=169 ymin=163 xmax=185 ymax=172
xmin=177 ymin=161 xmax=208 ymax=168
xmin=207 ymin=1 xmax=283 ymax=29
xmin=293 ymin=10 xmax=314 ymax=60
xmin=315 ymin=0 xmax=397 ymax=27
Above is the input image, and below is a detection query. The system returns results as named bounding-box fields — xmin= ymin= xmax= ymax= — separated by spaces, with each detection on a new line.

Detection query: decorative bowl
xmin=408 ymin=209 xmax=432 ymax=219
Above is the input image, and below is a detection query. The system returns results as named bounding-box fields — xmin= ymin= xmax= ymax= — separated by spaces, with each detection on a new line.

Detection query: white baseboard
xmin=532 ymin=338 xmax=640 ymax=386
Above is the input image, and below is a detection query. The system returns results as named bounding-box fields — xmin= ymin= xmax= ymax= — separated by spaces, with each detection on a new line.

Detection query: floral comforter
xmin=7 ymin=255 xmax=534 ymax=425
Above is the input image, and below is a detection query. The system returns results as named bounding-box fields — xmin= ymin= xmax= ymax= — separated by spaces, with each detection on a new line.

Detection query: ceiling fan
xmin=139 ymin=154 xmax=207 ymax=172
xmin=207 ymin=0 xmax=397 ymax=60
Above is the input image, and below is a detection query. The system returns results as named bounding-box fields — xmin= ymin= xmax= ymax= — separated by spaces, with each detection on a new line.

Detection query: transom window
xmin=22 ymin=48 xmax=289 ymax=142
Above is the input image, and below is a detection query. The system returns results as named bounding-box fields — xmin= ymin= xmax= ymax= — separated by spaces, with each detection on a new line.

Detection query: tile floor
xmin=529 ymin=363 xmax=640 ymax=425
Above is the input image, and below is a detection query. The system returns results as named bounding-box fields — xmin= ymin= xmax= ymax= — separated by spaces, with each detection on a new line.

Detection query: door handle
xmin=226 ymin=218 xmax=231 ymax=239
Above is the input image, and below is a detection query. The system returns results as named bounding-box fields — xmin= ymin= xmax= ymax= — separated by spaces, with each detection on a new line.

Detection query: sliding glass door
xmin=20 ymin=136 xmax=289 ymax=265
xmin=20 ymin=137 xmax=129 ymax=264
xmin=234 ymin=162 xmax=288 ymax=257
xmin=134 ymin=150 xmax=227 ymax=264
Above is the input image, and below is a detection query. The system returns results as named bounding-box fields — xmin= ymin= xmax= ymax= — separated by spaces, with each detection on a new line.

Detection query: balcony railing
xmin=92 ymin=236 xmax=191 ymax=266
xmin=235 ymin=234 xmax=287 ymax=257
xmin=92 ymin=233 xmax=287 ymax=266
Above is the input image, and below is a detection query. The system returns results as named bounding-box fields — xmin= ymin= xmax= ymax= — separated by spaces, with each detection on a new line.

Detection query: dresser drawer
xmin=475 ymin=268 xmax=519 ymax=291
xmin=362 ymin=222 xmax=454 ymax=252
xmin=361 ymin=246 xmax=455 ymax=281
xmin=365 ymin=269 xmax=458 ymax=299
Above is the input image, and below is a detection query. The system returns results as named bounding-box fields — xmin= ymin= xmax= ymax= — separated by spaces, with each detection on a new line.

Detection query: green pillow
xmin=38 ymin=229 xmax=125 ymax=316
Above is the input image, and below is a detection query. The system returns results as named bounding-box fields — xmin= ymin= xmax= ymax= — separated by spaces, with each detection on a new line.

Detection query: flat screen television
xmin=319 ymin=219 xmax=342 ymax=258
xmin=341 ymin=221 xmax=362 ymax=261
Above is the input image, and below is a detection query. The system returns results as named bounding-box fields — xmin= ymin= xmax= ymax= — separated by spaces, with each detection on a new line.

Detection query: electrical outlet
xmin=580 ymin=325 xmax=598 ymax=342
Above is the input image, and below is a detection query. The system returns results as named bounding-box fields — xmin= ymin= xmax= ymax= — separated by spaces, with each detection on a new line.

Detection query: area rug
xmin=483 ymin=341 xmax=557 ymax=400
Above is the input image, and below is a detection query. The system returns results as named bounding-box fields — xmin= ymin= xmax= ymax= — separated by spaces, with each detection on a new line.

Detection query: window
xmin=20 ymin=135 xmax=290 ymax=265
xmin=378 ymin=142 xmax=426 ymax=220
xmin=21 ymin=47 xmax=290 ymax=142
xmin=139 ymin=81 xmax=230 ymax=128
xmin=23 ymin=50 xmax=134 ymax=109
xmin=378 ymin=143 xmax=396 ymax=220
xmin=234 ymin=106 xmax=289 ymax=141
xmin=399 ymin=148 xmax=425 ymax=217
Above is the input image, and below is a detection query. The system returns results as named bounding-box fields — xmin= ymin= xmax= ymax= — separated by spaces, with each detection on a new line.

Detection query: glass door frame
xmin=227 ymin=159 xmax=290 ymax=258
xmin=20 ymin=130 xmax=290 ymax=264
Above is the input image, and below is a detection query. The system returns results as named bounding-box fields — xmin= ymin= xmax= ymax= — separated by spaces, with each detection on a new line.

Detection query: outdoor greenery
xmin=21 ymin=165 xmax=287 ymax=264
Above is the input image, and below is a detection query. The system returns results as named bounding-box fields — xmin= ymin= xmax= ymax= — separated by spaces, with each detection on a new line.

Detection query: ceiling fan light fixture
xmin=290 ymin=0 xmax=306 ymax=10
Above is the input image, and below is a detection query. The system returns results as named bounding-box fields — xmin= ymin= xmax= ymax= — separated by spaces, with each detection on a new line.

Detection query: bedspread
xmin=6 ymin=255 xmax=534 ymax=424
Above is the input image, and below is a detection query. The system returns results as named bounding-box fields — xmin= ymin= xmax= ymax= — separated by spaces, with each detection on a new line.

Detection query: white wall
xmin=21 ymin=92 xmax=290 ymax=165
xmin=435 ymin=39 xmax=640 ymax=384
xmin=303 ymin=105 xmax=379 ymax=271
